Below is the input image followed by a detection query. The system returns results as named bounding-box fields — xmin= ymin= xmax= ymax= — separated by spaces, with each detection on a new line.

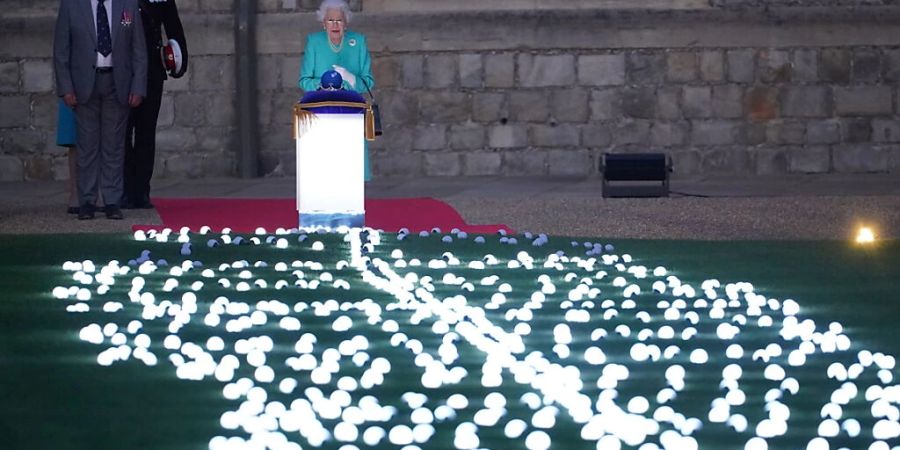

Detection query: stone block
xmin=531 ymin=124 xmax=579 ymax=147
xmin=200 ymin=0 xmax=231 ymax=12
xmin=472 ymin=92 xmax=506 ymax=123
xmin=682 ymin=86 xmax=711 ymax=118
xmin=582 ymin=124 xmax=612 ymax=147
xmin=669 ymin=150 xmax=702 ymax=176
xmin=425 ymin=54 xmax=457 ymax=88
xmin=781 ymin=86 xmax=829 ymax=117
xmin=726 ymin=49 xmax=755 ymax=83
xmin=484 ymin=53 xmax=515 ymax=88
xmin=375 ymin=127 xmax=413 ymax=153
xmin=0 ymin=62 xmax=18 ymax=92
xmin=806 ymin=119 xmax=841 ymax=144
xmin=175 ymin=93 xmax=209 ymax=126
xmin=158 ymin=95 xmax=175 ymax=127
xmin=488 ymin=124 xmax=527 ymax=149
xmin=819 ymin=48 xmax=850 ymax=84
xmin=156 ymin=127 xmax=199 ymax=153
xmin=651 ymin=122 xmax=688 ymax=147
xmin=413 ymin=124 xmax=447 ymax=151
xmin=691 ymin=120 xmax=736 ymax=146
xmin=888 ymin=145 xmax=900 ymax=173
xmin=22 ymin=59 xmax=53 ymax=93
xmin=745 ymin=86 xmax=778 ymax=122
xmin=190 ymin=56 xmax=235 ymax=91
xmin=257 ymin=55 xmax=281 ymax=90
xmin=548 ymin=149 xmax=591 ymax=177
xmin=833 ymin=144 xmax=889 ymax=173
xmin=419 ymin=92 xmax=470 ymax=123
xmin=578 ymin=54 xmax=625 ymax=86
xmin=757 ymin=49 xmax=792 ymax=83
xmin=381 ymin=90 xmax=420 ymax=125
xmin=656 ymin=87 xmax=681 ymax=120
xmin=459 ymin=53 xmax=482 ymax=89
xmin=766 ymin=120 xmax=805 ymax=145
xmin=738 ymin=123 xmax=767 ymax=145
xmin=23 ymin=155 xmax=54 ymax=181
xmin=371 ymin=55 xmax=399 ymax=89
xmin=834 ymin=86 xmax=892 ymax=116
xmin=372 ymin=150 xmax=423 ymax=177
xmin=424 ymin=152 xmax=462 ymax=176
xmin=699 ymin=51 xmax=724 ymax=82
xmin=788 ymin=146 xmax=831 ymax=174
xmin=400 ymin=54 xmax=424 ymax=89
xmin=0 ymin=129 xmax=45 ymax=154
xmin=613 ymin=120 xmax=652 ymax=146
xmin=31 ymin=93 xmax=55 ymax=130
xmin=752 ymin=146 xmax=788 ymax=175
xmin=840 ymin=118 xmax=872 ymax=143
xmin=872 ymin=119 xmax=900 ymax=143
xmin=885 ymin=49 xmax=900 ymax=82
xmin=509 ymin=91 xmax=550 ymax=122
xmin=518 ymin=54 xmax=575 ymax=87
xmin=550 ymin=88 xmax=589 ymax=123
xmin=626 ymin=52 xmax=666 ymax=85
xmin=792 ymin=49 xmax=818 ymax=82
xmin=502 ymin=150 xmax=547 ymax=176
xmin=852 ymin=49 xmax=881 ymax=83
xmin=589 ymin=88 xmax=621 ymax=122
xmin=712 ymin=85 xmax=743 ymax=119
xmin=449 ymin=123 xmax=485 ymax=150
xmin=165 ymin=71 xmax=190 ymax=92
xmin=0 ymin=95 xmax=30 ymax=127
xmin=196 ymin=126 xmax=235 ymax=152
xmin=207 ymin=95 xmax=235 ymax=127
xmin=463 ymin=152 xmax=501 ymax=176
xmin=666 ymin=52 xmax=697 ymax=83
xmin=0 ymin=155 xmax=24 ymax=181
xmin=622 ymin=86 xmax=656 ymax=119
xmin=700 ymin=147 xmax=751 ymax=174
xmin=271 ymin=92 xmax=297 ymax=127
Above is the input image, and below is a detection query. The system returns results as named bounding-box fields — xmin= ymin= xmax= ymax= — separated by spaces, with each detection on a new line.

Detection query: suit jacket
xmin=53 ymin=0 xmax=148 ymax=105
xmin=139 ymin=0 xmax=188 ymax=81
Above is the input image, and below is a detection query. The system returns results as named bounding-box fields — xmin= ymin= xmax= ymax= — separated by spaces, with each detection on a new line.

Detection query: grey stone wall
xmin=1 ymin=1 xmax=899 ymax=180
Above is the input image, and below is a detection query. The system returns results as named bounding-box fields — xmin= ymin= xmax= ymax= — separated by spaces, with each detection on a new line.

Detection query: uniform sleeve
xmin=298 ymin=34 xmax=320 ymax=92
xmin=356 ymin=34 xmax=375 ymax=93
xmin=163 ymin=0 xmax=189 ymax=77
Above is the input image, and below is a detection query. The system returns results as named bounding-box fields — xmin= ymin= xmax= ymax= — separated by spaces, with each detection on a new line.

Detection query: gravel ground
xmin=1 ymin=177 xmax=897 ymax=240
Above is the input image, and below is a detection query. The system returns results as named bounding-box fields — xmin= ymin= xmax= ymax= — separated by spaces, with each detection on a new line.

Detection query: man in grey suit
xmin=54 ymin=0 xmax=147 ymax=220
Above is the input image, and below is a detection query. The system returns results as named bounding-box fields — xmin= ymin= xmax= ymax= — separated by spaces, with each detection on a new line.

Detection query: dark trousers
xmin=123 ymin=74 xmax=164 ymax=206
xmin=76 ymin=71 xmax=129 ymax=207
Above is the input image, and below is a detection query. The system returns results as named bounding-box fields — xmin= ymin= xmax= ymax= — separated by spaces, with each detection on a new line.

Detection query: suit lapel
xmin=83 ymin=0 xmax=97 ymax=48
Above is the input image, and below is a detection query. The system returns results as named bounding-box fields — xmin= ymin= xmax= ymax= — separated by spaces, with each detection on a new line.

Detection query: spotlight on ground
xmin=855 ymin=226 xmax=876 ymax=245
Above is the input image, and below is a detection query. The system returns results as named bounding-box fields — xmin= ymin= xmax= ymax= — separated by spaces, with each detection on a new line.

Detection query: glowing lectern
xmin=293 ymin=86 xmax=375 ymax=229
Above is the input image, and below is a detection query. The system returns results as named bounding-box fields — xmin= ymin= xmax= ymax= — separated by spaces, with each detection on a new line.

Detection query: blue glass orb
xmin=320 ymin=70 xmax=343 ymax=89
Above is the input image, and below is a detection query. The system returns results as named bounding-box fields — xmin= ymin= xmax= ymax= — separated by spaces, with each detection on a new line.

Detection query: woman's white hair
xmin=317 ymin=0 xmax=353 ymax=25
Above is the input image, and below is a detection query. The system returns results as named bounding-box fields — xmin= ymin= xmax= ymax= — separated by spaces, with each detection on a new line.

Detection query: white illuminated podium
xmin=293 ymin=90 xmax=373 ymax=229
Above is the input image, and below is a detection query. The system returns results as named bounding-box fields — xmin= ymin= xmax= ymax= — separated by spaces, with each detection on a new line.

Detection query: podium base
xmin=299 ymin=212 xmax=364 ymax=229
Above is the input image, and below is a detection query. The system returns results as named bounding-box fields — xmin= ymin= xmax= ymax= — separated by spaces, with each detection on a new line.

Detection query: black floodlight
xmin=600 ymin=152 xmax=671 ymax=198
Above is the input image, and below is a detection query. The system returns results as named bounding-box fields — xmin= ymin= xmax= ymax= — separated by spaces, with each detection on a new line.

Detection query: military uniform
xmin=123 ymin=0 xmax=188 ymax=209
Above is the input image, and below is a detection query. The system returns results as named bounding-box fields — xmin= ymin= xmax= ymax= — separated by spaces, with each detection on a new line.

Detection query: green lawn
xmin=0 ymin=231 xmax=897 ymax=450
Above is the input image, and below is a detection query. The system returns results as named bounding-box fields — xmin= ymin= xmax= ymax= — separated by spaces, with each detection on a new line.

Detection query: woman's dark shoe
xmin=77 ymin=204 xmax=95 ymax=220
xmin=104 ymin=205 xmax=124 ymax=220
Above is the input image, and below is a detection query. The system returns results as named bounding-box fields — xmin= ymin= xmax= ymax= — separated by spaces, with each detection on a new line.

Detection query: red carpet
xmin=133 ymin=198 xmax=512 ymax=234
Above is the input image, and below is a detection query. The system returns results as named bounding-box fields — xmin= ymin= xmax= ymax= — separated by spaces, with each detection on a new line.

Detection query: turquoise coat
xmin=298 ymin=31 xmax=375 ymax=93
xmin=298 ymin=30 xmax=375 ymax=180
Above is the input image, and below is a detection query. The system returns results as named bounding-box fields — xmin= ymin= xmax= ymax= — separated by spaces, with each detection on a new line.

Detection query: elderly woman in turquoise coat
xmin=299 ymin=0 xmax=375 ymax=181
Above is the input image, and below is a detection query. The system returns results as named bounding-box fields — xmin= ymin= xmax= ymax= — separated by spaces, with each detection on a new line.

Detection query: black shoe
xmin=77 ymin=204 xmax=95 ymax=220
xmin=67 ymin=206 xmax=79 ymax=214
xmin=104 ymin=205 xmax=124 ymax=220
xmin=138 ymin=201 xmax=155 ymax=209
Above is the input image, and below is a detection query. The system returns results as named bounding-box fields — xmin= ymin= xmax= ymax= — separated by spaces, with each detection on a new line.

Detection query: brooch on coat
xmin=121 ymin=10 xmax=133 ymax=27
xmin=348 ymin=38 xmax=357 ymax=47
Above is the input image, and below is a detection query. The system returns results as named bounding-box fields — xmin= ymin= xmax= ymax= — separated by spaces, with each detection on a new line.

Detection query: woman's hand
xmin=332 ymin=65 xmax=356 ymax=89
